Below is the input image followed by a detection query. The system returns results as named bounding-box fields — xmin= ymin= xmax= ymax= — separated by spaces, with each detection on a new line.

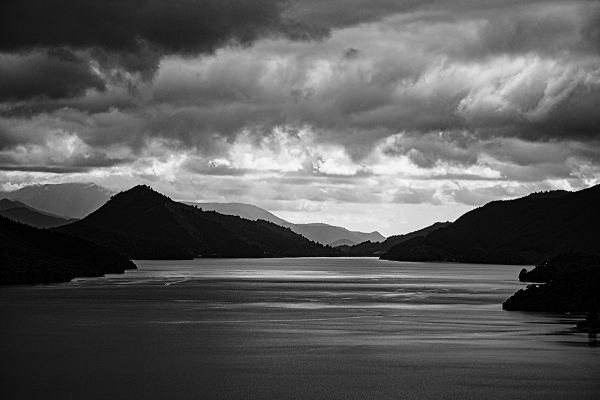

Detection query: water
xmin=1 ymin=258 xmax=599 ymax=399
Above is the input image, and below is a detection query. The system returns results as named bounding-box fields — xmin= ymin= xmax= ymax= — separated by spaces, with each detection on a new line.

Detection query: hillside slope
xmin=338 ymin=222 xmax=451 ymax=256
xmin=187 ymin=201 xmax=385 ymax=245
xmin=60 ymin=186 xmax=339 ymax=259
xmin=382 ymin=186 xmax=600 ymax=264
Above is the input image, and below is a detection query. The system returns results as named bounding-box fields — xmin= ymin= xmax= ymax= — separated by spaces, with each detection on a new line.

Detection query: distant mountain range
xmin=58 ymin=185 xmax=340 ymax=260
xmin=0 ymin=182 xmax=112 ymax=218
xmin=381 ymin=185 xmax=600 ymax=264
xmin=0 ymin=198 xmax=76 ymax=228
xmin=0 ymin=216 xmax=135 ymax=285
xmin=185 ymin=202 xmax=385 ymax=246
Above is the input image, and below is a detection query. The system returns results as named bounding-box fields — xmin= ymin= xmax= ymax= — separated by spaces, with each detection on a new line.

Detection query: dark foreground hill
xmin=503 ymin=252 xmax=600 ymax=312
xmin=58 ymin=185 xmax=339 ymax=259
xmin=0 ymin=198 xmax=75 ymax=228
xmin=0 ymin=216 xmax=136 ymax=285
xmin=337 ymin=222 xmax=450 ymax=256
xmin=382 ymin=185 xmax=600 ymax=265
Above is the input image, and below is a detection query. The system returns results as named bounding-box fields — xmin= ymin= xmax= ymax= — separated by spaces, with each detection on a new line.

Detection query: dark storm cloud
xmin=0 ymin=0 xmax=330 ymax=102
xmin=0 ymin=0 xmax=322 ymax=69
xmin=0 ymin=0 xmax=284 ymax=52
xmin=0 ymin=0 xmax=448 ymax=82
xmin=0 ymin=50 xmax=105 ymax=102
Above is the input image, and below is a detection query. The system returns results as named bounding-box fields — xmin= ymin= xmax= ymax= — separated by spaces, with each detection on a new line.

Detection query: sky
xmin=1 ymin=0 xmax=600 ymax=236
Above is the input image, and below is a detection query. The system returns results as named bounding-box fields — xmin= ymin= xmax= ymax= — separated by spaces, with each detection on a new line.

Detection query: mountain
xmin=337 ymin=222 xmax=451 ymax=256
xmin=0 ymin=198 xmax=27 ymax=211
xmin=0 ymin=216 xmax=136 ymax=285
xmin=502 ymin=252 xmax=600 ymax=312
xmin=291 ymin=223 xmax=385 ymax=246
xmin=187 ymin=202 xmax=289 ymax=226
xmin=0 ymin=182 xmax=112 ymax=218
xmin=0 ymin=198 xmax=75 ymax=228
xmin=382 ymin=185 xmax=600 ymax=265
xmin=329 ymin=238 xmax=358 ymax=247
xmin=186 ymin=202 xmax=385 ymax=245
xmin=58 ymin=185 xmax=339 ymax=260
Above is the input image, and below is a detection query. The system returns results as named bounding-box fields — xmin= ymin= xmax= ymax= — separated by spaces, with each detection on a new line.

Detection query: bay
xmin=1 ymin=258 xmax=599 ymax=399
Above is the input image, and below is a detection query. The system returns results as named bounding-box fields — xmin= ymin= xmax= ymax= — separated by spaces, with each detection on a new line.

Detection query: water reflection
xmin=105 ymin=258 xmax=591 ymax=347
xmin=2 ymin=258 xmax=600 ymax=400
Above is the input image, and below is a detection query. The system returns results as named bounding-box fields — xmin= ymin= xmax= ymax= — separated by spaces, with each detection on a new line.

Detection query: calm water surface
xmin=1 ymin=258 xmax=599 ymax=399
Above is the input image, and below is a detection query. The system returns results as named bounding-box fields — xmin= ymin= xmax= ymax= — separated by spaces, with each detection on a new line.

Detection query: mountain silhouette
xmin=58 ymin=185 xmax=339 ymax=259
xmin=187 ymin=202 xmax=289 ymax=226
xmin=382 ymin=185 xmax=600 ymax=264
xmin=337 ymin=222 xmax=451 ymax=256
xmin=0 ymin=216 xmax=136 ymax=285
xmin=0 ymin=182 xmax=112 ymax=218
xmin=186 ymin=202 xmax=385 ymax=245
xmin=0 ymin=198 xmax=75 ymax=228
xmin=292 ymin=223 xmax=385 ymax=246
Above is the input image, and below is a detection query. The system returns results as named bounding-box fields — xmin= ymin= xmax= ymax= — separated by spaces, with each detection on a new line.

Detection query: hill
xmin=502 ymin=252 xmax=600 ymax=312
xmin=0 ymin=198 xmax=75 ymax=228
xmin=338 ymin=222 xmax=451 ymax=256
xmin=188 ymin=202 xmax=289 ymax=226
xmin=59 ymin=185 xmax=339 ymax=259
xmin=0 ymin=182 xmax=112 ymax=218
xmin=0 ymin=216 xmax=136 ymax=285
xmin=329 ymin=238 xmax=358 ymax=247
xmin=382 ymin=185 xmax=600 ymax=265
xmin=186 ymin=201 xmax=385 ymax=245
xmin=292 ymin=223 xmax=385 ymax=246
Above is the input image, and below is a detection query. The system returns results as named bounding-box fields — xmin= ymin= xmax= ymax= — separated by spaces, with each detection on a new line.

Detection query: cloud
xmin=343 ymin=48 xmax=360 ymax=59
xmin=139 ymin=3 xmax=600 ymax=152
xmin=0 ymin=0 xmax=330 ymax=103
xmin=1 ymin=0 xmax=304 ymax=53
xmin=1 ymin=0 xmax=600 ymax=232
xmin=0 ymin=51 xmax=105 ymax=102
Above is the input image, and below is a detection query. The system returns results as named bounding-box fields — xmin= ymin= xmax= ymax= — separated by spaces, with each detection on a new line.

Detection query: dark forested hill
xmin=0 ymin=216 xmax=136 ymax=285
xmin=58 ymin=185 xmax=339 ymax=259
xmin=337 ymin=222 xmax=451 ymax=256
xmin=382 ymin=185 xmax=600 ymax=264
